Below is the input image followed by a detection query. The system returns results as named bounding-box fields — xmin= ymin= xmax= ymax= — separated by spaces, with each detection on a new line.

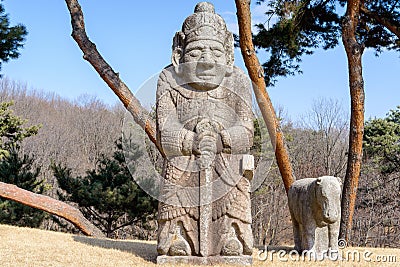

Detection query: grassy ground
xmin=0 ymin=224 xmax=398 ymax=266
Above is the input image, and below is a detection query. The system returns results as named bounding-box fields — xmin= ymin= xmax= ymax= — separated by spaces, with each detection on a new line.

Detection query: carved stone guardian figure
xmin=155 ymin=2 xmax=254 ymax=265
xmin=288 ymin=176 xmax=342 ymax=259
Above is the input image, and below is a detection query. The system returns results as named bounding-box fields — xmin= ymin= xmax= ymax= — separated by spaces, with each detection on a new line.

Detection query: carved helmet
xmin=172 ymin=2 xmax=234 ymax=66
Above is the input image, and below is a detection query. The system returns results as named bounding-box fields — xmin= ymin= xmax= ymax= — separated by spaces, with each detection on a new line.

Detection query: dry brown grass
xmin=0 ymin=224 xmax=398 ymax=266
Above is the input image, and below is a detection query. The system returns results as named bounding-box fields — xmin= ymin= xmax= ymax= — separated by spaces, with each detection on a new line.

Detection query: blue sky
xmin=2 ymin=0 xmax=399 ymax=120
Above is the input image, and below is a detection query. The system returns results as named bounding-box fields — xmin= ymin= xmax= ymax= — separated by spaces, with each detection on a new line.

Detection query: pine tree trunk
xmin=340 ymin=0 xmax=365 ymax=242
xmin=235 ymin=0 xmax=295 ymax=193
xmin=0 ymin=182 xmax=105 ymax=238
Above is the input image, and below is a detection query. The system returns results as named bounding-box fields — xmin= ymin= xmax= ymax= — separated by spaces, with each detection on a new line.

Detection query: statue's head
xmin=172 ymin=2 xmax=234 ymax=90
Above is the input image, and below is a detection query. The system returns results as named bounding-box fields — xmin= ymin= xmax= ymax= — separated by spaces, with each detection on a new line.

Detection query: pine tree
xmin=0 ymin=145 xmax=46 ymax=227
xmin=0 ymin=101 xmax=40 ymax=157
xmin=53 ymin=139 xmax=158 ymax=238
xmin=0 ymin=3 xmax=27 ymax=73
xmin=0 ymin=101 xmax=45 ymax=227
xmin=253 ymin=0 xmax=399 ymax=86
xmin=364 ymin=106 xmax=400 ymax=174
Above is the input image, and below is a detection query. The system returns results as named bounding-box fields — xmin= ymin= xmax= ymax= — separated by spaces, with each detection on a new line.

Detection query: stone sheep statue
xmin=288 ymin=176 xmax=342 ymax=257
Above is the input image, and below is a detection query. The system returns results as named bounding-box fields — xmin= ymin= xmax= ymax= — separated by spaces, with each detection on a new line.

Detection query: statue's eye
xmin=188 ymin=50 xmax=201 ymax=58
xmin=212 ymin=50 xmax=223 ymax=58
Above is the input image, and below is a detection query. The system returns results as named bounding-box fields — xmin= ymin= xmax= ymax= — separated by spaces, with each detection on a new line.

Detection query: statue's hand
xmin=216 ymin=133 xmax=223 ymax=153
xmin=194 ymin=130 xmax=224 ymax=155
xmin=195 ymin=131 xmax=218 ymax=169
xmin=195 ymin=119 xmax=222 ymax=134
xmin=195 ymin=119 xmax=214 ymax=134
xmin=192 ymin=135 xmax=201 ymax=155
xmin=197 ymin=130 xmax=218 ymax=154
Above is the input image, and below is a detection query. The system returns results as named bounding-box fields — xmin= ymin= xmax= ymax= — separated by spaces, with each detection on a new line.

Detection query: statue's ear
xmin=172 ymin=48 xmax=183 ymax=74
xmin=225 ymin=64 xmax=233 ymax=76
xmin=224 ymin=33 xmax=234 ymax=77
xmin=316 ymin=177 xmax=322 ymax=185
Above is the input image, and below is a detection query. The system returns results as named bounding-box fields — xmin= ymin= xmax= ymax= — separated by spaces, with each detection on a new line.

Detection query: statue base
xmin=157 ymin=255 xmax=252 ymax=265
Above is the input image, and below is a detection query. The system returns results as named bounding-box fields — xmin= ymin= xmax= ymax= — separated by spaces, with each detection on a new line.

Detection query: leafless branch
xmin=64 ymin=0 xmax=163 ymax=156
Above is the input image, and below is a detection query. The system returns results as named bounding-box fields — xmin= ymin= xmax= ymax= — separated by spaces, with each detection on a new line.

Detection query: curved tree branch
xmin=64 ymin=0 xmax=163 ymax=156
xmin=360 ymin=5 xmax=400 ymax=39
xmin=235 ymin=0 xmax=296 ymax=193
xmin=0 ymin=182 xmax=105 ymax=238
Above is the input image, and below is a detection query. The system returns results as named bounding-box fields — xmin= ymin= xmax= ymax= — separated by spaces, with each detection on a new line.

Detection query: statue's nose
xmin=199 ymin=52 xmax=214 ymax=68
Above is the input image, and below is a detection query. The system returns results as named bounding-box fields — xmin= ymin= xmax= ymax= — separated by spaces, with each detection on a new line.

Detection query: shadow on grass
xmin=255 ymin=245 xmax=294 ymax=252
xmin=73 ymin=236 xmax=157 ymax=263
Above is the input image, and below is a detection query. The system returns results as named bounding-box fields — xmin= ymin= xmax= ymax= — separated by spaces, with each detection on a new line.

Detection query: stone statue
xmin=288 ymin=176 xmax=342 ymax=258
xmin=155 ymin=2 xmax=254 ymax=265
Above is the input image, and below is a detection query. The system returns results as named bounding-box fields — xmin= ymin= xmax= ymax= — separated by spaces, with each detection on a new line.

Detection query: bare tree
xmin=251 ymin=164 xmax=292 ymax=247
xmin=352 ymin=164 xmax=400 ymax=247
xmin=298 ymin=98 xmax=349 ymax=177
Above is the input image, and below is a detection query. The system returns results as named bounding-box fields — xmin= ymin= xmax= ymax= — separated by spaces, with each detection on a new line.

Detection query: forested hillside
xmin=0 ymin=78 xmax=123 ymax=180
xmin=0 ymin=78 xmax=144 ymax=236
xmin=1 ymin=77 xmax=399 ymax=247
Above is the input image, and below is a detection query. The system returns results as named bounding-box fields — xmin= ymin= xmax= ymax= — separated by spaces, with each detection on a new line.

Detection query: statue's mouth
xmin=197 ymin=73 xmax=215 ymax=80
xmin=323 ymin=212 xmax=339 ymax=224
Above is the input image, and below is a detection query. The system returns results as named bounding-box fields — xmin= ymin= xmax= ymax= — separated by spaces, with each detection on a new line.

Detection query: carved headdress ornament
xmin=172 ymin=2 xmax=234 ymax=66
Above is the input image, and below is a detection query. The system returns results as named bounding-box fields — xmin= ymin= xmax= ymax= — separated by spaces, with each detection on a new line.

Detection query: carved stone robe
xmin=156 ymin=65 xmax=254 ymax=256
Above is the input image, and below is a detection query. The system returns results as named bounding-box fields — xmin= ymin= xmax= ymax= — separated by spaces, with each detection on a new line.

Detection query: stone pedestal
xmin=157 ymin=255 xmax=253 ymax=266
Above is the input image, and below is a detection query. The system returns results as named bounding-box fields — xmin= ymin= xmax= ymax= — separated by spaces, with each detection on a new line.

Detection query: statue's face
xmin=182 ymin=40 xmax=227 ymax=90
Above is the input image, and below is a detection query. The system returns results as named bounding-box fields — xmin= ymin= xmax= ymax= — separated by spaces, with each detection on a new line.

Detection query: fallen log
xmin=0 ymin=182 xmax=104 ymax=238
